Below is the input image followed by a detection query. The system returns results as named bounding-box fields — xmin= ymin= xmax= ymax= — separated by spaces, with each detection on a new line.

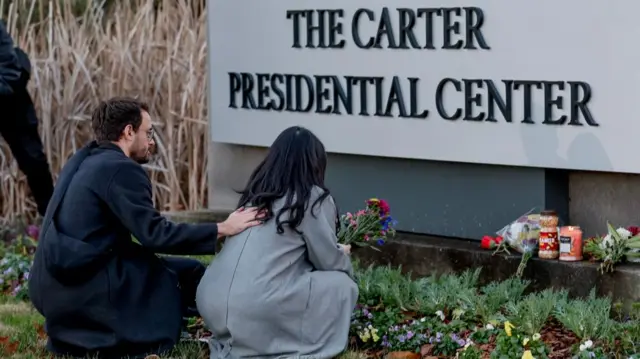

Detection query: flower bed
xmin=350 ymin=263 xmax=640 ymax=358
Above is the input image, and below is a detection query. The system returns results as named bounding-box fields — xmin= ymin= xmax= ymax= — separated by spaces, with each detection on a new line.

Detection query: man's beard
xmin=132 ymin=148 xmax=151 ymax=164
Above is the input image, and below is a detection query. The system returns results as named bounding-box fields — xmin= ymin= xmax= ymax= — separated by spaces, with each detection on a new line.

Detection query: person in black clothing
xmin=0 ymin=20 xmax=54 ymax=216
xmin=28 ymin=97 xmax=265 ymax=358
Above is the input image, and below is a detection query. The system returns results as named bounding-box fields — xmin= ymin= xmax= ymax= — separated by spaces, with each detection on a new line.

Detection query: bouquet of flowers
xmin=337 ymin=198 xmax=397 ymax=251
xmin=584 ymin=222 xmax=640 ymax=273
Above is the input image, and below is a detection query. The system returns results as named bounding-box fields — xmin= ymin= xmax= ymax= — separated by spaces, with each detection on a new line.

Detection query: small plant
xmin=354 ymin=264 xmax=423 ymax=311
xmin=432 ymin=332 xmax=467 ymax=356
xmin=470 ymin=326 xmax=498 ymax=344
xmin=506 ymin=288 xmax=568 ymax=336
xmin=458 ymin=343 xmax=483 ymax=359
xmin=572 ymin=339 xmax=608 ymax=359
xmin=491 ymin=321 xmax=549 ymax=359
xmin=418 ymin=268 xmax=480 ymax=316
xmin=554 ymin=289 xmax=616 ymax=342
xmin=382 ymin=321 xmax=429 ymax=351
xmin=474 ymin=277 xmax=530 ymax=324
xmin=0 ymin=228 xmax=38 ymax=300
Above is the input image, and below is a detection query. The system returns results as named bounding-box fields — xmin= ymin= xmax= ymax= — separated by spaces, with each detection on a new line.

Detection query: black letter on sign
xmin=542 ymin=81 xmax=566 ymax=125
xmin=408 ymin=77 xmax=428 ymax=118
xmin=436 ymin=78 xmax=462 ymax=120
xmin=485 ymin=80 xmax=512 ymax=123
xmin=374 ymin=8 xmax=398 ymax=49
xmin=384 ymin=76 xmax=408 ymax=118
xmin=463 ymin=7 xmax=490 ymax=50
xmin=314 ymin=75 xmax=332 ymax=114
xmin=270 ymin=73 xmax=285 ymax=111
xmin=514 ymin=80 xmax=542 ymax=124
xmin=328 ymin=9 xmax=346 ymax=48
xmin=397 ymin=8 xmax=421 ymax=49
xmin=256 ymin=73 xmax=271 ymax=110
xmin=352 ymin=9 xmax=374 ymax=49
xmin=286 ymin=10 xmax=305 ymax=48
xmin=568 ymin=81 xmax=598 ymax=127
xmin=462 ymin=79 xmax=485 ymax=121
xmin=228 ymin=72 xmax=242 ymax=108
xmin=241 ymin=73 xmax=256 ymax=109
xmin=442 ymin=8 xmax=463 ymax=49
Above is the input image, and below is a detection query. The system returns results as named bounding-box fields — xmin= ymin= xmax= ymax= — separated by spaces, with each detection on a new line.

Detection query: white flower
xmin=600 ymin=234 xmax=613 ymax=249
xmin=617 ymin=228 xmax=632 ymax=240
xmin=435 ymin=310 xmax=445 ymax=321
xmin=579 ymin=339 xmax=593 ymax=351
xmin=420 ymin=317 xmax=426 ymax=322
xmin=485 ymin=324 xmax=495 ymax=330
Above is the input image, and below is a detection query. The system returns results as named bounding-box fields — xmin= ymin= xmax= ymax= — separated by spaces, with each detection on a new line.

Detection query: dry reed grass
xmin=0 ymin=0 xmax=209 ymax=222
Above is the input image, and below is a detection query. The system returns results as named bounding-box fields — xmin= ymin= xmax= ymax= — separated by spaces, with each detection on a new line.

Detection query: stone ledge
xmin=354 ymin=232 xmax=640 ymax=305
xmin=163 ymin=210 xmax=640 ymax=304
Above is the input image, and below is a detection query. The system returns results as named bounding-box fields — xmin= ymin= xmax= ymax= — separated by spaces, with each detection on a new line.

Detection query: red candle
xmin=559 ymin=226 xmax=583 ymax=261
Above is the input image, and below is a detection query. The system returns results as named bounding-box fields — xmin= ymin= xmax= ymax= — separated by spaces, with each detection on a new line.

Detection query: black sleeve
xmin=0 ymin=21 xmax=21 ymax=95
xmin=104 ymin=161 xmax=218 ymax=255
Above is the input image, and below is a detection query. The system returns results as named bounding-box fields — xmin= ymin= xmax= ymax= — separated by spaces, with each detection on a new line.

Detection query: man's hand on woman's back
xmin=217 ymin=207 xmax=267 ymax=238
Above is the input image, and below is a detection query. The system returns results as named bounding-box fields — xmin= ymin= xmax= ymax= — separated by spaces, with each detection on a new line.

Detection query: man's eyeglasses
xmin=146 ymin=128 xmax=155 ymax=140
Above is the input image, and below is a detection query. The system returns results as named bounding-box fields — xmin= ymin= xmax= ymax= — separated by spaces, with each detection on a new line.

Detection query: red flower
xmin=495 ymin=236 xmax=503 ymax=244
xmin=480 ymin=235 xmax=497 ymax=249
xmin=628 ymin=226 xmax=640 ymax=236
xmin=378 ymin=199 xmax=390 ymax=216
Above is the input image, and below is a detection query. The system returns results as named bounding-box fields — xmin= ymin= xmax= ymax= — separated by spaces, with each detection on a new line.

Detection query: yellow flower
xmin=521 ymin=350 xmax=534 ymax=359
xmin=522 ymin=337 xmax=530 ymax=346
xmin=532 ymin=333 xmax=541 ymax=341
xmin=372 ymin=333 xmax=380 ymax=342
xmin=358 ymin=328 xmax=371 ymax=342
xmin=504 ymin=321 xmax=515 ymax=337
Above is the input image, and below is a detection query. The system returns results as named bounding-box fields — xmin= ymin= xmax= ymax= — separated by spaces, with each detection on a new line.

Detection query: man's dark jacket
xmin=28 ymin=141 xmax=219 ymax=358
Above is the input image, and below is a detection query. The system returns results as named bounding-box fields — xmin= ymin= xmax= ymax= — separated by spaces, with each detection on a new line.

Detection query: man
xmin=0 ymin=20 xmax=54 ymax=216
xmin=28 ymin=97 xmax=264 ymax=358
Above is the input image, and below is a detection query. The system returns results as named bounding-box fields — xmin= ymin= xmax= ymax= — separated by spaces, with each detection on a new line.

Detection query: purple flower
xmin=398 ymin=335 xmax=406 ymax=343
xmin=367 ymin=312 xmax=373 ymax=319
xmin=406 ymin=331 xmax=414 ymax=339
xmin=377 ymin=239 xmax=385 ymax=246
xmin=362 ymin=308 xmax=369 ymax=316
xmin=27 ymin=225 xmax=40 ymax=239
xmin=23 ymin=272 xmax=29 ymax=280
xmin=382 ymin=335 xmax=391 ymax=348
xmin=457 ymin=339 xmax=465 ymax=347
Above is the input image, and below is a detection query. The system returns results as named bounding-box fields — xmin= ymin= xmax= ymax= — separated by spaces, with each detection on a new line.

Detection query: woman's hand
xmin=338 ymin=244 xmax=352 ymax=255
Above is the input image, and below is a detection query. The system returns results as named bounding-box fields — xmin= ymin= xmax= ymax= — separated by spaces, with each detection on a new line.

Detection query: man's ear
xmin=123 ymin=124 xmax=134 ymax=139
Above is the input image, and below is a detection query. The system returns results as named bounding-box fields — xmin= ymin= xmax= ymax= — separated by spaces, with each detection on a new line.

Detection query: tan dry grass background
xmin=0 ymin=0 xmax=209 ymax=221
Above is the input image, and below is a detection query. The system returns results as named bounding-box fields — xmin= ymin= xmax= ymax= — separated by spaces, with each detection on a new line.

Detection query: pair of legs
xmin=0 ymin=78 xmax=54 ymax=216
xmin=163 ymin=256 xmax=206 ymax=319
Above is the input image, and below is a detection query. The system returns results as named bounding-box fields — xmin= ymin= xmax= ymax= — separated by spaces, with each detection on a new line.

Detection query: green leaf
xmin=607 ymin=222 xmax=622 ymax=242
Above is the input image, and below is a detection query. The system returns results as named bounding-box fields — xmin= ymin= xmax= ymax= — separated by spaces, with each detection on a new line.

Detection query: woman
xmin=196 ymin=126 xmax=358 ymax=359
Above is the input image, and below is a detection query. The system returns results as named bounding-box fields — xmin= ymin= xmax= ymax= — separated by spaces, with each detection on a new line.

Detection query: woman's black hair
xmin=236 ymin=126 xmax=332 ymax=234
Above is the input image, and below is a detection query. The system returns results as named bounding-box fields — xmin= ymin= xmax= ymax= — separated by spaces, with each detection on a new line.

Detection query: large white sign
xmin=208 ymin=0 xmax=640 ymax=174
